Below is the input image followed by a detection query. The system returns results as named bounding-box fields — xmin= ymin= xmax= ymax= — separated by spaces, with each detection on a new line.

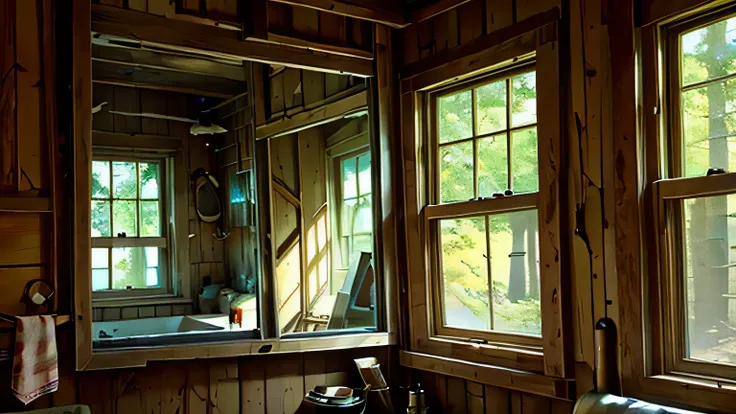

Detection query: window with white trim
xmin=91 ymin=156 xmax=172 ymax=298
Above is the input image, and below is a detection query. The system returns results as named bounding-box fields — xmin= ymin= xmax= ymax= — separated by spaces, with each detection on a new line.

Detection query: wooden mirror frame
xmin=72 ymin=0 xmax=400 ymax=370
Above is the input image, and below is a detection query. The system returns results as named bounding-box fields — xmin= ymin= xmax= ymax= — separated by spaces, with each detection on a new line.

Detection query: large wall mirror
xmin=88 ymin=33 xmax=261 ymax=349
xmin=80 ymin=24 xmax=381 ymax=357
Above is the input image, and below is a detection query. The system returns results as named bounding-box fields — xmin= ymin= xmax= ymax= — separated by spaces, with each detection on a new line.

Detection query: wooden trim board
xmin=400 ymin=351 xmax=572 ymax=400
xmin=256 ymin=90 xmax=368 ymax=140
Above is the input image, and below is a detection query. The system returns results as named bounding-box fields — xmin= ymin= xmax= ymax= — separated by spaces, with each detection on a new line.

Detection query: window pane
xmin=439 ymin=90 xmax=473 ymax=144
xmin=91 ymin=200 xmax=111 ymax=237
xmin=92 ymin=161 xmax=110 ymax=198
xmin=358 ymin=153 xmax=371 ymax=197
xmin=113 ymin=161 xmax=137 ymax=199
xmin=511 ymin=128 xmax=539 ymax=194
xmin=683 ymin=193 xmax=736 ymax=365
xmin=440 ymin=141 xmax=474 ymax=203
xmin=476 ymin=80 xmax=507 ymax=135
xmin=140 ymin=201 xmax=161 ymax=237
xmin=92 ymin=248 xmax=109 ymax=291
xmin=92 ymin=269 xmax=109 ymax=292
xmin=489 ymin=209 xmax=541 ymax=336
xmin=681 ymin=80 xmax=736 ymax=178
xmin=113 ymin=200 xmax=138 ymax=237
xmin=111 ymin=247 xmax=160 ymax=290
xmin=353 ymin=196 xmax=373 ymax=235
xmin=439 ymin=217 xmax=491 ymax=330
xmin=140 ymin=162 xmax=160 ymax=199
xmin=478 ymin=134 xmax=508 ymax=196
xmin=681 ymin=17 xmax=736 ymax=87
xmin=511 ymin=72 xmax=537 ymax=127
xmin=342 ymin=158 xmax=357 ymax=199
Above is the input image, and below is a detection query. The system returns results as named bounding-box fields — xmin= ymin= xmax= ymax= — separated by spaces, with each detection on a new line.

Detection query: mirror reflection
xmin=270 ymin=114 xmax=376 ymax=334
xmin=89 ymin=35 xmax=259 ymax=348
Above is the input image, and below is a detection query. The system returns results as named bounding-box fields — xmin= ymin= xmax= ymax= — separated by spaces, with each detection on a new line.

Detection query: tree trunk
xmin=527 ymin=210 xmax=539 ymax=300
xmin=508 ymin=213 xmax=527 ymax=302
xmin=691 ymin=22 xmax=730 ymax=351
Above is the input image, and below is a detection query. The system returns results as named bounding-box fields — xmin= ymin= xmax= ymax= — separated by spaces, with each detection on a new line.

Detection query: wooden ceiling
xmin=91 ymin=37 xmax=247 ymax=99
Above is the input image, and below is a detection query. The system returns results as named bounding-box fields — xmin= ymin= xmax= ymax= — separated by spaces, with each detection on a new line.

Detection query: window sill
xmin=399 ymin=350 xmax=572 ymax=400
xmin=92 ymin=295 xmax=192 ymax=308
xmin=81 ymin=331 xmax=396 ymax=370
xmin=626 ymin=374 xmax=736 ymax=413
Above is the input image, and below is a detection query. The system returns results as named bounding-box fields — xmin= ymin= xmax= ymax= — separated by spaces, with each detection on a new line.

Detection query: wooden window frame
xmin=91 ymin=154 xmax=172 ymax=300
xmin=400 ymin=22 xmax=571 ymax=381
xmin=647 ymin=3 xmax=736 ymax=384
xmin=424 ymin=65 xmax=544 ymax=350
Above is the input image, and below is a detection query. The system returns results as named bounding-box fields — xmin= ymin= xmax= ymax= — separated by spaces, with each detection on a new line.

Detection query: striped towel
xmin=11 ymin=315 xmax=59 ymax=404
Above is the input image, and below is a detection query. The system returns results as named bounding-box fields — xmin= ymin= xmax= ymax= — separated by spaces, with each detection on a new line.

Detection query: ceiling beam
xmin=91 ymin=4 xmax=374 ymax=77
xmin=270 ymin=0 xmax=407 ymax=28
xmin=91 ymin=43 xmax=247 ymax=82
xmin=92 ymin=60 xmax=243 ymax=98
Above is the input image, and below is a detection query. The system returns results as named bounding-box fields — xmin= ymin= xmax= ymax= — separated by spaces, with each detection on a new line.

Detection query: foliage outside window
xmin=654 ymin=12 xmax=736 ymax=379
xmin=427 ymin=66 xmax=543 ymax=344
xmin=91 ymin=157 xmax=170 ymax=297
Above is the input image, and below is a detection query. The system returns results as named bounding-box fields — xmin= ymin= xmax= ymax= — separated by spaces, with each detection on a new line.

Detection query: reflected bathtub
xmin=92 ymin=314 xmax=257 ymax=350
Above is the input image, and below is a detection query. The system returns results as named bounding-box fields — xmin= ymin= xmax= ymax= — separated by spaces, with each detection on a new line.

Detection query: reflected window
xmin=91 ymin=158 xmax=169 ymax=296
xmin=271 ymin=115 xmax=376 ymax=335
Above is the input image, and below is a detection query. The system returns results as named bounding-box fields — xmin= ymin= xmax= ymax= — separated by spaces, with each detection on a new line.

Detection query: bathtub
xmin=92 ymin=313 xmax=258 ymax=350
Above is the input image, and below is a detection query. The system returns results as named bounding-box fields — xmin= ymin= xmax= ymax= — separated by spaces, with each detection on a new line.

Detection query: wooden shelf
xmin=0 ymin=195 xmax=52 ymax=213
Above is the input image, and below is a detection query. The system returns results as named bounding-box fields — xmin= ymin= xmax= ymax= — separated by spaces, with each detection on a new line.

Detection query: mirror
xmin=270 ymin=113 xmax=376 ymax=335
xmin=88 ymin=34 xmax=260 ymax=349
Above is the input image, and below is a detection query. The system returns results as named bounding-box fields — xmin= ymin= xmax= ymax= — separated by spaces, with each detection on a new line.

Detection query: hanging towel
xmin=11 ymin=315 xmax=59 ymax=404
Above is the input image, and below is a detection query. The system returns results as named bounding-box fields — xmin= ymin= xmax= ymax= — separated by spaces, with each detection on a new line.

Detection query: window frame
xmin=400 ymin=23 xmax=570 ymax=379
xmin=423 ymin=64 xmax=544 ymax=349
xmin=91 ymin=154 xmax=172 ymax=299
xmin=649 ymin=5 xmax=736 ymax=383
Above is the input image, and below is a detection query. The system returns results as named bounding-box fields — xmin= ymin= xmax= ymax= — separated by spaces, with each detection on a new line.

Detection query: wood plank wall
xmin=267 ymin=2 xmax=374 ymax=52
xmin=397 ymin=0 xmax=622 ymax=408
xmin=416 ymin=370 xmax=573 ymax=414
xmin=1 ymin=344 xmax=392 ymax=413
xmin=89 ymin=85 xmax=220 ymax=321
xmin=266 ymin=67 xmax=365 ymax=122
xmin=0 ymin=0 xmax=56 ymax=321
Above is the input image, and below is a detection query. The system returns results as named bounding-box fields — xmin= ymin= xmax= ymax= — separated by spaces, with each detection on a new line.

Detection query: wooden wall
xmin=416 ymin=371 xmax=573 ymax=414
xmin=0 ymin=0 xmax=57 ymax=321
xmin=399 ymin=0 xmax=560 ymax=67
xmin=266 ymin=67 xmax=365 ymax=122
xmin=89 ymin=85 xmax=221 ymax=321
xmin=1 ymin=342 xmax=392 ymax=413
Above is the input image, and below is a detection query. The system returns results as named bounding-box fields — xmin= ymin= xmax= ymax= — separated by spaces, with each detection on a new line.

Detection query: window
xmin=334 ymin=150 xmax=373 ymax=270
xmin=425 ymin=65 xmax=543 ymax=347
xmin=91 ymin=157 xmax=171 ymax=298
xmin=654 ymin=9 xmax=736 ymax=379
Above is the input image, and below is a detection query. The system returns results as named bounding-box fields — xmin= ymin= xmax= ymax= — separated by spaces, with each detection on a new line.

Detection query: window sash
xmin=425 ymin=64 xmax=543 ymax=347
xmin=654 ymin=173 xmax=736 ymax=380
xmin=424 ymin=193 xmax=542 ymax=347
xmin=429 ymin=63 xmax=537 ymax=204
xmin=91 ymin=155 xmax=172 ymax=298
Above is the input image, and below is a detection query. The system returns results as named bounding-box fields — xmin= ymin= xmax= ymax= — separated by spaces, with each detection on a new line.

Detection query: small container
xmin=368 ymin=387 xmax=396 ymax=414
